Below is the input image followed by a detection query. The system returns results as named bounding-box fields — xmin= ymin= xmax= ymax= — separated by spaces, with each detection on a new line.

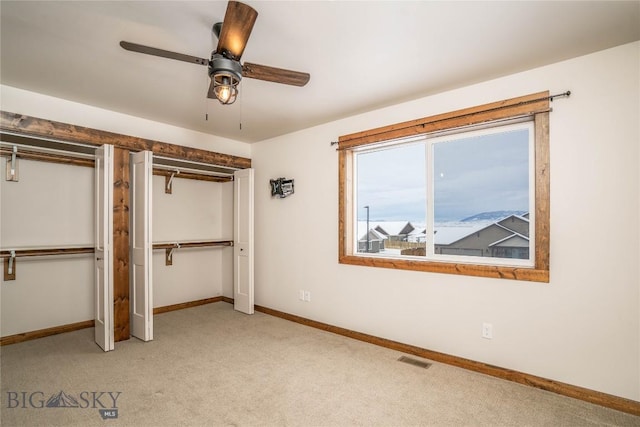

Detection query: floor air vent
xmin=397 ymin=356 xmax=432 ymax=369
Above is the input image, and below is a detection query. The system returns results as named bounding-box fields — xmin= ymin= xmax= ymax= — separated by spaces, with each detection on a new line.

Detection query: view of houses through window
xmin=355 ymin=121 xmax=534 ymax=266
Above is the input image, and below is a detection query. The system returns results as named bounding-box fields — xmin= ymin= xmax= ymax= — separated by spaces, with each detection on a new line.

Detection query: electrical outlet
xmin=304 ymin=291 xmax=311 ymax=302
xmin=482 ymin=322 xmax=493 ymax=339
xmin=299 ymin=290 xmax=305 ymax=301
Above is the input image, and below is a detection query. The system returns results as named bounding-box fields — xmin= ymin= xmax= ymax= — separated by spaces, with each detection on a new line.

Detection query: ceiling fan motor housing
xmin=209 ymin=53 xmax=242 ymax=82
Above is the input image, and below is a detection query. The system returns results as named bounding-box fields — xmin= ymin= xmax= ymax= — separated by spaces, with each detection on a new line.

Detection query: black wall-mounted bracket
xmin=270 ymin=177 xmax=294 ymax=198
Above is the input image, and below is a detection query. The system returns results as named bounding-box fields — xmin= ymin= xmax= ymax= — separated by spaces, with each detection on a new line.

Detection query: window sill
xmin=339 ymin=255 xmax=549 ymax=283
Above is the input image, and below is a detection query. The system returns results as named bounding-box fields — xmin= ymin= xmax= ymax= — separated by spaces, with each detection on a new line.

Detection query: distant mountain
xmin=460 ymin=210 xmax=527 ymax=222
xmin=46 ymin=391 xmax=80 ymax=408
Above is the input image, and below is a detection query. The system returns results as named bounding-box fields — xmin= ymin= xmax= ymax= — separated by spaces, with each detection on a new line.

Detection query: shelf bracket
xmin=4 ymin=250 xmax=16 ymax=281
xmin=5 ymin=146 xmax=19 ymax=182
xmin=165 ymin=170 xmax=179 ymax=194
xmin=165 ymin=243 xmax=180 ymax=266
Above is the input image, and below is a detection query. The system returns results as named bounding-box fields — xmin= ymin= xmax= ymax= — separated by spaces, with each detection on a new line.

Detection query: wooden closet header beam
xmin=0 ymin=111 xmax=251 ymax=170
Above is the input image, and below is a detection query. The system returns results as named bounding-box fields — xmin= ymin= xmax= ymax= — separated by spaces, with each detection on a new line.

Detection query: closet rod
xmin=153 ymin=155 xmax=240 ymax=173
xmin=0 ymin=247 xmax=95 ymax=258
xmin=153 ymin=169 xmax=231 ymax=184
xmin=1 ymin=246 xmax=95 ymax=280
xmin=0 ymin=145 xmax=94 ymax=168
xmin=153 ymin=164 xmax=234 ymax=180
xmin=152 ymin=240 xmax=233 ymax=266
xmin=152 ymin=240 xmax=233 ymax=250
xmin=0 ymin=141 xmax=95 ymax=158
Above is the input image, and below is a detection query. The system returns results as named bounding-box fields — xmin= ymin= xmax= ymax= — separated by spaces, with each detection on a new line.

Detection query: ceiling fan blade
xmin=216 ymin=1 xmax=258 ymax=60
xmin=242 ymin=62 xmax=310 ymax=87
xmin=120 ymin=41 xmax=208 ymax=66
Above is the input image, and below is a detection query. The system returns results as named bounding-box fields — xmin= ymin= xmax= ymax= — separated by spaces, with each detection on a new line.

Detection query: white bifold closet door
xmin=95 ymin=145 xmax=114 ymax=351
xmin=131 ymin=151 xmax=153 ymax=341
xmin=234 ymin=168 xmax=254 ymax=314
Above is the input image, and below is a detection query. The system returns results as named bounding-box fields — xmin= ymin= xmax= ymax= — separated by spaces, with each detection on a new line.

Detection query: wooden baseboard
xmin=248 ymin=302 xmax=640 ymax=417
xmin=153 ymin=296 xmax=223 ymax=315
xmin=1 ymin=297 xmax=224 ymax=346
xmin=0 ymin=320 xmax=95 ymax=346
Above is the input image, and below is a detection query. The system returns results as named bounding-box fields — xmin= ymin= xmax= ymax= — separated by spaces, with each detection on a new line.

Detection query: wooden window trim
xmin=338 ymin=92 xmax=550 ymax=282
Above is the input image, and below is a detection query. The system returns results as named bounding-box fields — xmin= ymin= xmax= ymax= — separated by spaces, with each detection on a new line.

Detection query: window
xmin=338 ymin=92 xmax=550 ymax=282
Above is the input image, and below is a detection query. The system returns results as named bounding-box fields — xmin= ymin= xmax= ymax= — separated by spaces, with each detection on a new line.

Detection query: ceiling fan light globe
xmin=214 ymin=83 xmax=237 ymax=105
xmin=212 ymin=71 xmax=240 ymax=105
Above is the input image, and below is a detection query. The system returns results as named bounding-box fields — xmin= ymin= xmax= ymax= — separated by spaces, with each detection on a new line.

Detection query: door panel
xmin=95 ymin=145 xmax=114 ymax=351
xmin=234 ymin=168 xmax=254 ymax=314
xmin=131 ymin=151 xmax=153 ymax=341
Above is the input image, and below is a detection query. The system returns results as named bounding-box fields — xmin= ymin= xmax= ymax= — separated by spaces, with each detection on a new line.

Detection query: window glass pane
xmin=355 ymin=143 xmax=426 ymax=256
xmin=433 ymin=127 xmax=530 ymax=260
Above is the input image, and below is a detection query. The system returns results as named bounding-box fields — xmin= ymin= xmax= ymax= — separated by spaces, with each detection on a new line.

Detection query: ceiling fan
xmin=120 ymin=1 xmax=310 ymax=105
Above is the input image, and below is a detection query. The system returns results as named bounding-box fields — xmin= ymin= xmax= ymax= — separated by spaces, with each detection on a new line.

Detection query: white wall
xmin=251 ymin=42 xmax=640 ymax=401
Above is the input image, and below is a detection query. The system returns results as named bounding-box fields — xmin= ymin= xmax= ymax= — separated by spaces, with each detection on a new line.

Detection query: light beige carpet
xmin=1 ymin=302 xmax=638 ymax=426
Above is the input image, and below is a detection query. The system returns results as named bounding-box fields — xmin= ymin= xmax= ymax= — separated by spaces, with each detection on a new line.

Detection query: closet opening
xmin=1 ymin=113 xmax=253 ymax=351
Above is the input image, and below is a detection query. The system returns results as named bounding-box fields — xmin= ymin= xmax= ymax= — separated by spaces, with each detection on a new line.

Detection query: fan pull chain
xmin=239 ymin=81 xmax=243 ymax=130
xmin=205 ymin=74 xmax=210 ymax=121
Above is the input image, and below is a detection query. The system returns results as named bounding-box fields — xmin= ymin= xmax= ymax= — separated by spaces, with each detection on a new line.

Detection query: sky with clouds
xmin=356 ymin=127 xmax=530 ymax=222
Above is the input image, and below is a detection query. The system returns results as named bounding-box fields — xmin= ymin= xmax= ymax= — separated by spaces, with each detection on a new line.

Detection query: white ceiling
xmin=1 ymin=1 xmax=639 ymax=143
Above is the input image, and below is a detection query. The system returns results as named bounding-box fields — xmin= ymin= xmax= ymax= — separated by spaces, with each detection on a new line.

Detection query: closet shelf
xmin=0 ymin=146 xmax=95 ymax=168
xmin=1 ymin=142 xmax=233 ymax=182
